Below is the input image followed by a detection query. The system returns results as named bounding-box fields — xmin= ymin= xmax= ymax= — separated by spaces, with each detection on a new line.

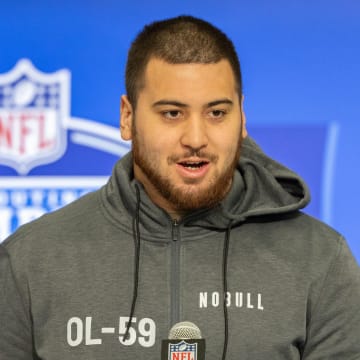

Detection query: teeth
xmin=182 ymin=162 xmax=204 ymax=169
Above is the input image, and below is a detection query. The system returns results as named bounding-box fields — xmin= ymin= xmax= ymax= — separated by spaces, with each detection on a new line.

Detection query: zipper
xmin=170 ymin=219 xmax=181 ymax=326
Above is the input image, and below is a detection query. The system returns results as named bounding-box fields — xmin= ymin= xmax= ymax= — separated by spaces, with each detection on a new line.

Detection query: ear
xmin=120 ymin=95 xmax=134 ymax=141
xmin=240 ymin=95 xmax=248 ymax=138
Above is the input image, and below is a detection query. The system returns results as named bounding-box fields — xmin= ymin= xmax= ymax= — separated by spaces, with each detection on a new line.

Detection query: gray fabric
xmin=1 ymin=137 xmax=359 ymax=359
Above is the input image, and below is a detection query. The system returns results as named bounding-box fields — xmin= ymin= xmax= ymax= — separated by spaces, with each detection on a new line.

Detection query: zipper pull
xmin=172 ymin=219 xmax=179 ymax=241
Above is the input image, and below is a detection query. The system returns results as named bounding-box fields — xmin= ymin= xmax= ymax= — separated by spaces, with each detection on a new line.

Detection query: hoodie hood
xmin=103 ymin=136 xmax=310 ymax=231
xmin=196 ymin=136 xmax=310 ymax=228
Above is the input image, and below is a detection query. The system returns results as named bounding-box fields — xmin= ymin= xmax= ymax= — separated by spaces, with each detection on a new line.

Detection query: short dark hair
xmin=125 ymin=15 xmax=242 ymax=107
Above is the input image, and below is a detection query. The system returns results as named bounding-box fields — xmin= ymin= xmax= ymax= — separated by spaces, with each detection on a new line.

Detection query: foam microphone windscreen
xmin=161 ymin=321 xmax=206 ymax=360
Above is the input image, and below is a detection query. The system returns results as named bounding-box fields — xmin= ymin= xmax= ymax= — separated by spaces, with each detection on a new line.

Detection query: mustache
xmin=168 ymin=150 xmax=218 ymax=164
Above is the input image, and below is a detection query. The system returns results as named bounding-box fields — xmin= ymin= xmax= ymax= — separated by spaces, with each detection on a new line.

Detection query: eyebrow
xmin=152 ymin=100 xmax=188 ymax=108
xmin=152 ymin=98 xmax=234 ymax=108
xmin=207 ymin=99 xmax=233 ymax=107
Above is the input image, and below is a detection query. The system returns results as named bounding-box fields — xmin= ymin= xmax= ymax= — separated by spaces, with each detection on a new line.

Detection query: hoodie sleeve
xmin=0 ymin=245 xmax=34 ymax=359
xmin=302 ymin=237 xmax=360 ymax=359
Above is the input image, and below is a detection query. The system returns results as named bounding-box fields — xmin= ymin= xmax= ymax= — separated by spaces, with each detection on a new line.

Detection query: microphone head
xmin=168 ymin=321 xmax=202 ymax=339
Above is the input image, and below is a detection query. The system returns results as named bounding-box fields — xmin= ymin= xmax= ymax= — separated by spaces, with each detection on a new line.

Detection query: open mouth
xmin=175 ymin=158 xmax=211 ymax=179
xmin=178 ymin=161 xmax=209 ymax=169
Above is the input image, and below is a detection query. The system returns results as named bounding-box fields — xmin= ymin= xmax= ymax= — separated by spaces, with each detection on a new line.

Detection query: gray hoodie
xmin=1 ymin=137 xmax=359 ymax=359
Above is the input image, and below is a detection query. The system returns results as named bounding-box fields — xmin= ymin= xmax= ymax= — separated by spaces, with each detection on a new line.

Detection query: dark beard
xmin=132 ymin=126 xmax=242 ymax=213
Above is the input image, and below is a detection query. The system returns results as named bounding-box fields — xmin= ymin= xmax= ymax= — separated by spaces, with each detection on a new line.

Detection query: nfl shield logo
xmin=0 ymin=59 xmax=69 ymax=174
xmin=169 ymin=340 xmax=197 ymax=360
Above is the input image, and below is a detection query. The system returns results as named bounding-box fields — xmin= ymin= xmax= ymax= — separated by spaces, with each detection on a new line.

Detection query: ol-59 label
xmin=67 ymin=316 xmax=156 ymax=348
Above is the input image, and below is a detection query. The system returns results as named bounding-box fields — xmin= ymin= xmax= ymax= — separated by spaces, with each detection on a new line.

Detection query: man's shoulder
xmin=2 ymin=188 xmax=103 ymax=254
xmin=246 ymin=211 xmax=346 ymax=268
xmin=249 ymin=210 xmax=342 ymax=242
xmin=274 ymin=211 xmax=347 ymax=268
xmin=293 ymin=211 xmax=342 ymax=238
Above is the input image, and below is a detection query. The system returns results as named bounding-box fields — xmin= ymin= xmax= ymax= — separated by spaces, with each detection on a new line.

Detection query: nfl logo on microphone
xmin=169 ymin=340 xmax=197 ymax=360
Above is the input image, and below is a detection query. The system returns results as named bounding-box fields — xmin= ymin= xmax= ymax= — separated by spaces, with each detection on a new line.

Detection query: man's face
xmin=121 ymin=58 xmax=245 ymax=216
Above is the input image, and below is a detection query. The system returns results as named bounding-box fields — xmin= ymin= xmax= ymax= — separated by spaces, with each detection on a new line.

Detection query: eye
xmin=162 ymin=110 xmax=182 ymax=120
xmin=209 ymin=109 xmax=227 ymax=119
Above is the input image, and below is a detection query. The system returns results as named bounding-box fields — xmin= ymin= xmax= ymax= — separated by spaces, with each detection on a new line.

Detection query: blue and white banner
xmin=0 ymin=60 xmax=130 ymax=241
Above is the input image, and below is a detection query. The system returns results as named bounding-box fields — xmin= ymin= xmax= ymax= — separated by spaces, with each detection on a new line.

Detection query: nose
xmin=180 ymin=115 xmax=208 ymax=152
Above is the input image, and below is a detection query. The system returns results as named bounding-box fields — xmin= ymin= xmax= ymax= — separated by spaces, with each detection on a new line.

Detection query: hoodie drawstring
xmin=124 ymin=184 xmax=141 ymax=341
xmin=222 ymin=222 xmax=232 ymax=360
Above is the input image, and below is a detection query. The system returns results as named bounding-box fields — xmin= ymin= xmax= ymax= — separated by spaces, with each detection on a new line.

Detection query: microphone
xmin=161 ymin=321 xmax=206 ymax=360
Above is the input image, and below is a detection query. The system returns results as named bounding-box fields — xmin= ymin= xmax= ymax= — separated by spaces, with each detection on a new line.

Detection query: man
xmin=1 ymin=15 xmax=359 ymax=360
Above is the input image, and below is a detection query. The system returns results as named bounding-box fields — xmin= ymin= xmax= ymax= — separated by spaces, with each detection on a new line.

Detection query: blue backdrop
xmin=0 ymin=0 xmax=359 ymax=262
